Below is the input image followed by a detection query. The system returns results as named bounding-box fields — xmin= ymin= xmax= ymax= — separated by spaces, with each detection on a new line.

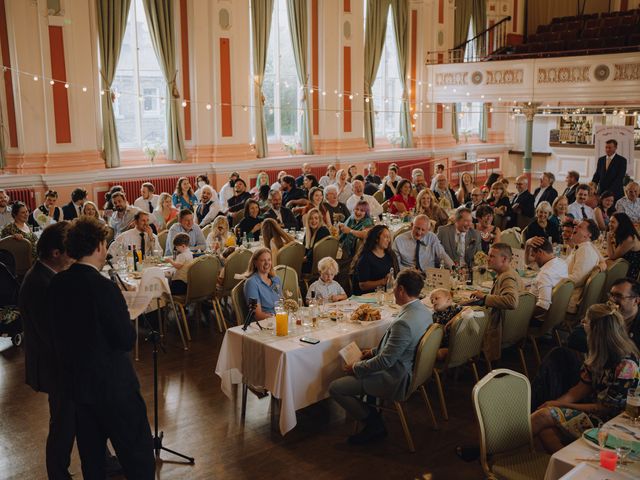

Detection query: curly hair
xmin=65 ymin=217 xmax=109 ymax=260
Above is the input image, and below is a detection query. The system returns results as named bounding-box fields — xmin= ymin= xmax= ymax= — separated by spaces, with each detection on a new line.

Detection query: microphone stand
xmin=106 ymin=257 xmax=195 ymax=465
xmin=242 ymin=299 xmax=260 ymax=331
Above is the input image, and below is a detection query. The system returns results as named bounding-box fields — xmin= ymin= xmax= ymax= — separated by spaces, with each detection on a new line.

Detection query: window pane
xmin=373 ymin=9 xmax=401 ymax=140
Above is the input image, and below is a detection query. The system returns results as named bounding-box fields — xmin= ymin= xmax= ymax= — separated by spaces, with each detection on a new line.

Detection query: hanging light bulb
xmin=82 ymin=86 xmax=87 ymax=92
xmin=322 ymin=91 xmax=326 ymax=96
xmin=349 ymin=94 xmax=353 ymax=100
xmin=49 ymin=80 xmax=55 ymax=85
xmin=33 ymin=75 xmax=38 ymax=81
xmin=243 ymin=105 xmax=248 ymax=112
xmin=365 ymin=97 xmax=370 ymax=103
xmin=64 ymin=83 xmax=69 ymax=89
xmin=206 ymin=103 xmax=212 ymax=110
xmin=181 ymin=100 xmax=187 ymax=107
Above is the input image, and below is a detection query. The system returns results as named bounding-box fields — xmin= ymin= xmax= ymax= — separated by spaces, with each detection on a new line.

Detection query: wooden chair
xmin=303 ymin=236 xmax=340 ymax=285
xmin=213 ymin=248 xmax=253 ymax=330
xmin=157 ymin=230 xmax=169 ymax=253
xmin=202 ymin=224 xmax=213 ymax=240
xmin=0 ymin=237 xmax=33 ymax=278
xmin=166 ymin=218 xmax=178 ymax=229
xmin=275 ymin=241 xmax=304 ymax=278
xmin=381 ymin=200 xmax=389 ymax=213
xmin=274 ymin=265 xmax=302 ymax=303
xmin=501 ymin=292 xmax=536 ymax=378
xmin=434 ymin=308 xmax=490 ymax=420
xmin=499 ymin=228 xmax=522 ymax=250
xmin=565 ymin=269 xmax=606 ymax=328
xmin=517 ymin=215 xmax=533 ymax=231
xmin=373 ymin=190 xmax=384 ymax=205
xmin=231 ymin=279 xmax=248 ymax=327
xmin=601 ymin=258 xmax=629 ymax=302
xmin=392 ymin=224 xmax=411 ymax=241
xmin=473 ymin=369 xmax=550 ymax=479
xmin=378 ymin=324 xmax=443 ymax=452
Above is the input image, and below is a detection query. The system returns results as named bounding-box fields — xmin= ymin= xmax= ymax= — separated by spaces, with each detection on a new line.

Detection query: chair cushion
xmin=490 ymin=449 xmax=550 ymax=480
xmin=172 ymin=294 xmax=187 ymax=305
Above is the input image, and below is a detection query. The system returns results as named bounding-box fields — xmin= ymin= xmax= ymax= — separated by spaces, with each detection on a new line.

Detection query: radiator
xmin=7 ymin=188 xmax=36 ymax=211
xmin=109 ymin=175 xmax=197 ymax=203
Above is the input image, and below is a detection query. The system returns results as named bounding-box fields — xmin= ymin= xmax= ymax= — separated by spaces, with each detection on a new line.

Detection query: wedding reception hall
xmin=1 ymin=0 xmax=640 ymax=479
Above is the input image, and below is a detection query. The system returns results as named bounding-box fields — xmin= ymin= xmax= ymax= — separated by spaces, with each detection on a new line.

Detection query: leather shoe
xmin=348 ymin=412 xmax=387 ymax=445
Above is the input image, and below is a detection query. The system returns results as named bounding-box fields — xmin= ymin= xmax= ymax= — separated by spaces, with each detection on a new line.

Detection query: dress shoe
xmin=348 ymin=411 xmax=387 ymax=445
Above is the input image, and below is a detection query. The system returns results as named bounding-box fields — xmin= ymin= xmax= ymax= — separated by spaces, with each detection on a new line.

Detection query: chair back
xmin=0 ymin=237 xmax=32 ymax=277
xmin=499 ymin=228 xmax=522 ymax=250
xmin=446 ymin=308 xmax=490 ymax=369
xmin=311 ymin=236 xmax=339 ymax=276
xmin=185 ymin=255 xmax=221 ymax=302
xmin=231 ymin=209 xmax=244 ymax=227
xmin=231 ymin=280 xmax=248 ymax=326
xmin=473 ymin=369 xmax=533 ymax=457
xmin=158 ymin=230 xmax=169 ymax=252
xmin=406 ymin=324 xmax=443 ymax=398
xmin=202 ymin=224 xmax=213 ymax=240
xmin=166 ymin=218 xmax=178 ymax=229
xmin=275 ymin=241 xmax=304 ymax=277
xmin=602 ymin=259 xmax=629 ymax=301
xmin=373 ymin=190 xmax=384 ymax=205
xmin=536 ymin=279 xmax=574 ymax=336
xmin=105 ymin=226 xmax=115 ymax=245
xmin=0 ymin=249 xmax=16 ymax=276
xmin=274 ymin=265 xmax=301 ymax=303
xmin=381 ymin=200 xmax=389 ymax=213
xmin=219 ymin=248 xmax=253 ymax=296
xmin=392 ymin=224 xmax=411 ymax=241
xmin=577 ymin=269 xmax=606 ymax=318
xmin=501 ymin=292 xmax=536 ymax=347
xmin=493 ymin=213 xmax=506 ymax=230
xmin=516 ymin=215 xmax=533 ymax=231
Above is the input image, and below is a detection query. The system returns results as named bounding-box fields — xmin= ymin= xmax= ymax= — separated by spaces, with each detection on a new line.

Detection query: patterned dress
xmin=1 ymin=223 xmax=38 ymax=259
xmin=432 ymin=305 xmax=463 ymax=347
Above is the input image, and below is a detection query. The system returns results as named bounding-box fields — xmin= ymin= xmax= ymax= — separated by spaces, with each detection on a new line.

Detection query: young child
xmin=306 ymin=257 xmax=347 ymax=303
xmin=166 ymin=233 xmax=193 ymax=294
xmin=430 ymin=288 xmax=463 ymax=361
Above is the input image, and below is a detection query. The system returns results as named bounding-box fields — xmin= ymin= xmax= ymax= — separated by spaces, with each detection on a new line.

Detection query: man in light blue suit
xmin=329 ymin=269 xmax=432 ymax=445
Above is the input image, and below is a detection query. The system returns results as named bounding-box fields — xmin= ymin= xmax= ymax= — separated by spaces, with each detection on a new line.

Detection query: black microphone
xmin=105 ymin=253 xmax=128 ymax=291
xmin=106 ymin=253 xmax=115 ymax=269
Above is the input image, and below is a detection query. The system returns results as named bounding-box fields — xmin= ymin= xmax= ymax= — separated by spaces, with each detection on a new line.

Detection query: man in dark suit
xmin=509 ymin=175 xmax=535 ymax=228
xmin=436 ymin=208 xmax=482 ymax=268
xmin=592 ymin=139 xmax=627 ymax=200
xmin=61 ymin=188 xmax=87 ymax=220
xmin=48 ymin=218 xmax=155 ymax=479
xmin=263 ymin=189 xmax=297 ymax=230
xmin=533 ymin=172 xmax=558 ymax=208
xmin=20 ymin=222 xmax=74 ymax=479
xmin=562 ymin=171 xmax=580 ymax=205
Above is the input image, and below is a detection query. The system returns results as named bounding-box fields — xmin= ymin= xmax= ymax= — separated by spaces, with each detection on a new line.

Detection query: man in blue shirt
xmin=393 ymin=215 xmax=453 ymax=271
xmin=165 ymin=209 xmax=206 ymax=255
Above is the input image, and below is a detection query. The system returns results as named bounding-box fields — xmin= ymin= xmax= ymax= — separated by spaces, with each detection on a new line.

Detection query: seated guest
xmin=195 ymin=185 xmax=220 ymax=227
xmin=62 ymin=188 xmax=88 ymax=220
xmin=194 ymin=174 xmax=211 ymax=200
xmin=29 ymin=190 xmax=63 ymax=229
xmin=108 ymin=211 xmax=160 ymax=258
xmin=456 ymin=172 xmax=474 ymax=205
xmin=347 ymin=164 xmax=357 ymax=183
xmin=153 ymin=192 xmax=179 ymax=231
xmin=509 ymin=175 xmax=535 ymax=228
xmin=243 ymin=247 xmax=282 ymax=320
xmin=250 ymin=171 xmax=270 ymax=196
xmin=270 ymin=170 xmax=287 ymax=192
xmin=531 ymin=303 xmax=639 ymax=454
xmin=365 ymin=163 xmax=382 ymax=186
xmin=306 ymin=257 xmax=347 ymax=303
xmin=562 ymin=170 xmax=580 ymax=205
xmin=339 ymin=200 xmax=374 ymax=260
xmin=586 ymin=181 xmax=600 ymax=209
xmin=523 ymin=201 xmax=560 ymax=244
xmin=324 ymin=185 xmax=352 ymax=225
xmin=109 ymin=192 xmax=141 ymax=236
xmin=226 ymin=178 xmax=252 ymax=217
xmin=2 ymin=201 xmax=38 ymax=258
xmin=293 ymin=187 xmax=331 ymax=225
xmin=607 ymin=212 xmax=640 ymax=280
xmin=524 ymin=237 xmax=568 ymax=320
xmin=295 ymin=163 xmax=312 ymax=188
xmin=219 ymin=171 xmax=240 ymax=210
xmin=475 ymin=205 xmax=501 ymax=253
xmin=319 ymin=164 xmax=338 ymax=188
xmin=263 ymin=189 xmax=297 ymax=230
xmin=433 ymin=174 xmax=460 ymax=209
xmin=382 ymin=166 xmax=400 ymax=201
xmin=352 ymin=225 xmax=398 ymax=295
xmin=430 ymin=163 xmax=445 ymax=190
xmin=280 ymin=175 xmax=306 ymax=207
xmin=594 ymin=190 xmax=615 ymax=231
xmin=486 ymin=181 xmax=512 ymax=224
xmin=437 ymin=208 xmax=482 ymax=269
xmin=335 ymin=169 xmax=353 ymax=204
xmin=465 ymin=188 xmax=487 ymax=217
xmin=389 ymin=179 xmax=416 ymax=215
xmin=206 ymin=216 xmax=234 ymax=252
xmin=302 ymin=208 xmax=330 ymax=274
xmin=470 ymin=243 xmax=523 ymax=362
xmin=81 ymin=201 xmax=105 ymax=224
xmin=261 ymin=218 xmax=294 ymax=260
xmin=164 ymin=209 xmax=206 ymax=255
xmin=302 ymin=173 xmax=319 ymax=195
xmin=347 ymin=179 xmax=383 ymax=219
xmin=430 ymin=288 xmax=463 ymax=360
xmin=412 ymin=168 xmax=428 ymax=194
xmin=236 ymin=200 xmax=263 ymax=241
xmin=0 ymin=189 xmax=12 ymax=228
xmin=102 ymin=185 xmax=123 ymax=212
xmin=166 ymin=233 xmax=194 ymax=294
xmin=616 ymin=181 xmax=640 ymax=223
xmin=329 ymin=269 xmax=431 ymax=444
xmin=566 ymin=219 xmax=605 ymax=314
xmin=560 ymin=219 xmax=576 ymax=251
xmin=533 ymin=172 xmax=558 ymax=208
xmin=257 ymin=185 xmax=271 ymax=212
xmin=416 ymin=189 xmax=449 ymax=228
xmin=134 ymin=182 xmax=160 ymax=215
xmin=172 ymin=177 xmax=198 ymax=211
xmin=567 ymin=184 xmax=594 ymax=221
xmin=550 ymin=195 xmax=570 ymax=227
xmin=392 ymin=214 xmax=453 ymax=271
xmin=362 ymin=175 xmax=379 ymax=196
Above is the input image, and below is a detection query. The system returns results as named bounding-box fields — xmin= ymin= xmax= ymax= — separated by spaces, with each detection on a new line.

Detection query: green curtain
xmin=471 ymin=0 xmax=486 ymax=57
xmin=451 ymin=103 xmax=459 ymax=143
xmin=287 ymin=0 xmax=313 ymax=154
xmin=479 ymin=103 xmax=488 ymax=142
xmin=251 ymin=0 xmax=274 ymax=158
xmin=390 ymin=0 xmax=413 ymax=148
xmin=96 ymin=0 xmax=131 ymax=168
xmin=363 ymin=0 xmax=391 ymax=149
xmin=0 ymin=98 xmax=6 ymax=169
xmin=142 ymin=0 xmax=186 ymax=162
xmin=454 ymin=0 xmax=473 ymax=49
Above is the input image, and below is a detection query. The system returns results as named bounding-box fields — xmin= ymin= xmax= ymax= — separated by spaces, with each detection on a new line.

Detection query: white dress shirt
xmin=529 ymin=257 xmax=568 ymax=310
xmin=319 ymin=176 xmax=337 ymax=188
xmin=0 ymin=206 xmax=12 ymax=229
xmin=534 ymin=187 xmax=547 ymax=207
xmin=567 ymin=201 xmax=595 ymax=221
xmin=337 ymin=183 xmax=353 ymax=204
xmin=133 ymin=195 xmax=160 ymax=224
xmin=392 ymin=231 xmax=454 ymax=270
xmin=346 ymin=193 xmax=383 ymax=218
xmin=566 ymin=241 xmax=604 ymax=313
xmin=109 ymin=206 xmax=141 ymax=236
xmin=108 ymin=228 xmax=161 ymax=257
xmin=197 ymin=199 xmax=221 ymax=227
xmin=219 ymin=183 xmax=235 ymax=210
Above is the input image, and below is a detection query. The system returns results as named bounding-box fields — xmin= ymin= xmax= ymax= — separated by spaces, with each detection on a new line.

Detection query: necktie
xmin=605 ymin=156 xmax=612 ymax=170
xmin=148 ymin=201 xmax=153 ymax=213
xmin=456 ymin=233 xmax=465 ymax=264
xmin=140 ymin=232 xmax=146 ymax=258
xmin=414 ymin=240 xmax=423 ymax=272
xmin=581 ymin=206 xmax=587 ymax=220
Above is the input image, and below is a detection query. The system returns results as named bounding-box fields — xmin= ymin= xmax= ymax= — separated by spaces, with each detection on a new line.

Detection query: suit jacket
xmin=263 ymin=206 xmax=298 ymax=230
xmin=436 ymin=224 xmax=482 ymax=267
xmin=562 ymin=184 xmax=578 ymax=205
xmin=433 ymin=188 xmax=460 ymax=209
xmin=483 ymin=267 xmax=523 ymax=361
xmin=353 ymin=299 xmax=432 ymax=400
xmin=48 ymin=263 xmax=139 ymax=404
xmin=592 ymin=153 xmax=627 ymax=200
xmin=532 ymin=186 xmax=558 ymax=208
xmin=61 ymin=201 xmax=79 ymax=220
xmin=509 ymin=190 xmax=535 ymax=227
xmin=19 ymin=261 xmax=57 ymax=393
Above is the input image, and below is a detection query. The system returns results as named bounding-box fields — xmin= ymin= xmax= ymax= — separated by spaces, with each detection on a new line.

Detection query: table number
xmin=511 ymin=248 xmax=526 ymax=272
xmin=426 ymin=268 xmax=452 ymax=289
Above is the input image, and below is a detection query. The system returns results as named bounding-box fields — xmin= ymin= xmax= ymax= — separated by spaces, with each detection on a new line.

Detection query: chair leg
xmin=215 ymin=299 xmax=228 ymax=332
xmin=241 ymin=383 xmax=248 ymax=419
xmin=419 ymin=385 xmax=438 ymax=430
xmin=518 ymin=346 xmax=529 ymax=378
xmin=554 ymin=329 xmax=563 ymax=347
xmin=470 ymin=360 xmax=480 ymax=384
xmin=177 ymin=303 xmax=191 ymax=341
xmin=484 ymin=357 xmax=492 ymax=373
xmin=531 ymin=335 xmax=542 ymax=366
xmin=394 ymin=401 xmax=415 ymax=453
xmin=210 ymin=299 xmax=222 ymax=333
xmin=433 ymin=370 xmax=449 ymax=421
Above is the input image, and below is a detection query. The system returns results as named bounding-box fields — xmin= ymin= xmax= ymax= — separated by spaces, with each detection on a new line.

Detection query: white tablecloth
xmin=544 ymin=414 xmax=640 ymax=480
xmin=215 ymin=301 xmax=399 ymax=435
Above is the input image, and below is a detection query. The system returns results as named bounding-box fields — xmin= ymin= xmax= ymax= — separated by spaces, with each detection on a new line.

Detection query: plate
xmin=581 ymin=427 xmax=637 ymax=451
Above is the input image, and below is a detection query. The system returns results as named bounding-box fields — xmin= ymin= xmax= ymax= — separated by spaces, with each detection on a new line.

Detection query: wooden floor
xmin=0 ymin=313 xmax=551 ymax=480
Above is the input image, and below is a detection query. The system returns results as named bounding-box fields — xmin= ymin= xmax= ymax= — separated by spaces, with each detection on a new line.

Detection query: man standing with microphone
xmin=48 ymin=217 xmax=155 ymax=479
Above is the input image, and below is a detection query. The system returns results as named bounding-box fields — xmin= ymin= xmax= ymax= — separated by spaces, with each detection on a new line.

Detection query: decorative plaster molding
xmin=613 ymin=63 xmax=640 ymax=81
xmin=485 ymin=69 xmax=524 ymax=85
xmin=537 ymin=66 xmax=590 ymax=84
xmin=436 ymin=72 xmax=468 ymax=86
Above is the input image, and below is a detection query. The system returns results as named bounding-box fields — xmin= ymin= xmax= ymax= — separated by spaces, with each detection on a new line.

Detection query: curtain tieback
xmin=169 ymin=71 xmax=181 ymax=99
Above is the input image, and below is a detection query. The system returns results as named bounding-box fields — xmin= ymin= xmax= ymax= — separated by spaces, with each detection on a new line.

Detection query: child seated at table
xmin=166 ymin=233 xmax=194 ymax=294
xmin=306 ymin=257 xmax=347 ymax=304
xmin=430 ymin=288 xmax=463 ymax=361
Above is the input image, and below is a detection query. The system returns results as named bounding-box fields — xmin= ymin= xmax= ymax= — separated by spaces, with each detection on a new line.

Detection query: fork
xmin=612 ymin=423 xmax=640 ymax=440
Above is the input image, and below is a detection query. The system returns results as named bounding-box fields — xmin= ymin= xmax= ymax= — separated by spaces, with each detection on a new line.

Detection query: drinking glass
xmin=616 ymin=439 xmax=632 ymax=469
xmin=626 ymin=388 xmax=640 ymax=424
xmin=336 ymin=312 xmax=349 ymax=332
xmin=375 ymin=286 xmax=384 ymax=306
xmin=598 ymin=425 xmax=611 ymax=449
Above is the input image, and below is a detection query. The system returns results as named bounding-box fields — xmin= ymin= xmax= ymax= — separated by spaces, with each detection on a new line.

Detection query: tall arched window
xmin=112 ymin=0 xmax=167 ymax=149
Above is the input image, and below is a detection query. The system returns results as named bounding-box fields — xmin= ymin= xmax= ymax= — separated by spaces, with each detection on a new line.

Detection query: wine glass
xmin=616 ymin=438 xmax=632 ymax=469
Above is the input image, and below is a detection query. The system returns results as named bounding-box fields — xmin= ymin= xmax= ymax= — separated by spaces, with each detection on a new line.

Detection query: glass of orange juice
xmin=275 ymin=311 xmax=289 ymax=336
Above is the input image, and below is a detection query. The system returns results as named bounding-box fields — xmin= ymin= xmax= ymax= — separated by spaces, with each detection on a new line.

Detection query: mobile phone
xmin=300 ymin=336 xmax=320 ymax=345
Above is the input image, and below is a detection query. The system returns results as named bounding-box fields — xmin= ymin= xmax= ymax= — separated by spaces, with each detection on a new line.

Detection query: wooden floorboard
xmin=0 ymin=315 xmax=550 ymax=479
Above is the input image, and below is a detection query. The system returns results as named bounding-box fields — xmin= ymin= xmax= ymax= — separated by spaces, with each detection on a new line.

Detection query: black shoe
xmin=105 ymin=454 xmax=123 ymax=477
xmin=348 ymin=412 xmax=387 ymax=445
xmin=455 ymin=445 xmax=480 ymax=462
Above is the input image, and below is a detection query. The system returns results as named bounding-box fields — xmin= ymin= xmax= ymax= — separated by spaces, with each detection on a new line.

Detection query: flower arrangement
xmin=143 ymin=144 xmax=163 ymax=165
xmin=281 ymin=138 xmax=301 ymax=155
xmin=387 ymin=133 xmax=404 ymax=147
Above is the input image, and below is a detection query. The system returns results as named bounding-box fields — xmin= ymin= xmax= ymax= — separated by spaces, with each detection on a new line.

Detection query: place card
xmin=511 ymin=248 xmax=526 ymax=272
xmin=425 ymin=268 xmax=452 ymax=289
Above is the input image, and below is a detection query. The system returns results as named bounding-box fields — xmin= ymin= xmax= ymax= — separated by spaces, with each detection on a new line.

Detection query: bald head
xmin=352 ymin=179 xmax=364 ymax=195
xmin=515 ymin=175 xmax=528 ymax=193
xmin=436 ymin=174 xmax=448 ymax=190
